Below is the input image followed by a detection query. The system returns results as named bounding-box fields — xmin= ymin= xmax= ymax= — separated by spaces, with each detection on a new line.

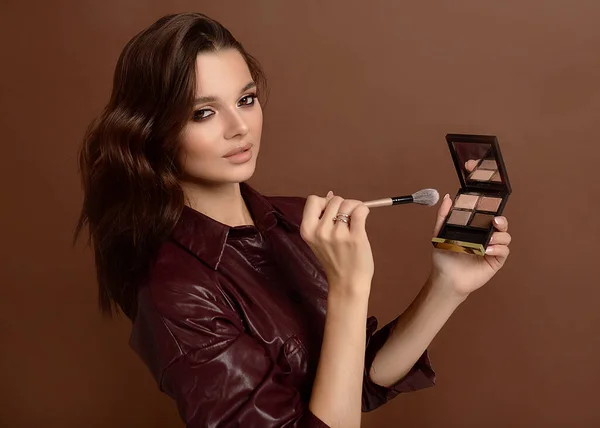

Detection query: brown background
xmin=1 ymin=1 xmax=599 ymax=427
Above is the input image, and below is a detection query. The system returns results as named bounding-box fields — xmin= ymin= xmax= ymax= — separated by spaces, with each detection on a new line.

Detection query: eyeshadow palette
xmin=447 ymin=194 xmax=503 ymax=228
xmin=432 ymin=134 xmax=512 ymax=256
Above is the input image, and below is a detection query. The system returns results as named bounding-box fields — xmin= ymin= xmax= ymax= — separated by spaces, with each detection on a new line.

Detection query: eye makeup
xmin=432 ymin=134 xmax=512 ymax=256
xmin=469 ymin=169 xmax=495 ymax=181
xmin=446 ymin=194 xmax=502 ymax=228
xmin=470 ymin=213 xmax=494 ymax=229
xmin=479 ymin=159 xmax=497 ymax=169
xmin=454 ymin=194 xmax=479 ymax=209
xmin=477 ymin=196 xmax=502 ymax=212
xmin=467 ymin=157 xmax=503 ymax=182
xmin=447 ymin=209 xmax=472 ymax=225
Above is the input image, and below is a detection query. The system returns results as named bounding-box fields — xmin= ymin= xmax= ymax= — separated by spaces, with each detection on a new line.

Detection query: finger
xmin=465 ymin=159 xmax=480 ymax=172
xmin=485 ymin=245 xmax=510 ymax=260
xmin=433 ymin=194 xmax=453 ymax=236
xmin=490 ymin=231 xmax=511 ymax=246
xmin=337 ymin=199 xmax=362 ymax=217
xmin=348 ymin=203 xmax=370 ymax=235
xmin=301 ymin=194 xmax=331 ymax=235
xmin=317 ymin=190 xmax=335 ymax=219
xmin=333 ymin=199 xmax=364 ymax=234
xmin=465 ymin=159 xmax=481 ymax=172
xmin=320 ymin=195 xmax=345 ymax=232
xmin=493 ymin=216 xmax=509 ymax=232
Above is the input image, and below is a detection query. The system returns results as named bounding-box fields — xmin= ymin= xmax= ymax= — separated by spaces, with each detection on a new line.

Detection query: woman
xmin=76 ymin=12 xmax=511 ymax=428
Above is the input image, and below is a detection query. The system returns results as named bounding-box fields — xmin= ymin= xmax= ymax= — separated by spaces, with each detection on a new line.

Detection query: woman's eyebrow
xmin=194 ymin=81 xmax=256 ymax=105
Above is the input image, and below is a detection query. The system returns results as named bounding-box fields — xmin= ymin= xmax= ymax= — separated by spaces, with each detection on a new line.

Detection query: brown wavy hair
xmin=75 ymin=13 xmax=268 ymax=319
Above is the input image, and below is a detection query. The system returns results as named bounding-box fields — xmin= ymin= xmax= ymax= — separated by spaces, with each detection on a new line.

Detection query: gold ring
xmin=333 ymin=213 xmax=351 ymax=224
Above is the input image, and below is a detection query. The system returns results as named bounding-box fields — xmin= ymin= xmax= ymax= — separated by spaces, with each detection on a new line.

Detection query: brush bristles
xmin=412 ymin=188 xmax=439 ymax=206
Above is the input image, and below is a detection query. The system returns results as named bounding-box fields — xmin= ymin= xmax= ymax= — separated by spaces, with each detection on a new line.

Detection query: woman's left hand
xmin=430 ymin=194 xmax=512 ymax=298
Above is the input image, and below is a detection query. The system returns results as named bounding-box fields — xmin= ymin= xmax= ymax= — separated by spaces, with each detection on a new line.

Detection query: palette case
xmin=432 ymin=133 xmax=512 ymax=256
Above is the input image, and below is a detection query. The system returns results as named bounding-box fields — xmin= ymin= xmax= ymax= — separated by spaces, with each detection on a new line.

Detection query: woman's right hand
xmin=300 ymin=191 xmax=374 ymax=297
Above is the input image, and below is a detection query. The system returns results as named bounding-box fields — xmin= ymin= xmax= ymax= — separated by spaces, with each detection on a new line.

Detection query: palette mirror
xmin=452 ymin=141 xmax=504 ymax=186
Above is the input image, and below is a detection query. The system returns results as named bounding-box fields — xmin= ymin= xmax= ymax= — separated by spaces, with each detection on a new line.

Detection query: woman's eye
xmin=239 ymin=94 xmax=256 ymax=106
xmin=192 ymin=95 xmax=256 ymax=121
xmin=193 ymin=109 xmax=214 ymax=121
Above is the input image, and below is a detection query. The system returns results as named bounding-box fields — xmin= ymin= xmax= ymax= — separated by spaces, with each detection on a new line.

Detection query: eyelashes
xmin=193 ymin=109 xmax=214 ymax=121
xmin=238 ymin=94 xmax=257 ymax=106
xmin=192 ymin=93 xmax=257 ymax=122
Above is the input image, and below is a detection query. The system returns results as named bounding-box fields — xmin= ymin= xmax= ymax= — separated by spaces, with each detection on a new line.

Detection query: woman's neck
xmin=180 ymin=181 xmax=255 ymax=227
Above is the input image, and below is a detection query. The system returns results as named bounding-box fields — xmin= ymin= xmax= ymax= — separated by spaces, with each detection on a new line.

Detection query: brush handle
xmin=363 ymin=195 xmax=412 ymax=208
xmin=391 ymin=195 xmax=414 ymax=205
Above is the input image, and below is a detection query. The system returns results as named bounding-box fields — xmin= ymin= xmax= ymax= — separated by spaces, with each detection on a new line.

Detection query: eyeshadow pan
xmin=469 ymin=169 xmax=496 ymax=181
xmin=480 ymin=159 xmax=497 ymax=169
xmin=470 ymin=213 xmax=495 ymax=229
xmin=491 ymin=172 xmax=503 ymax=182
xmin=447 ymin=210 xmax=472 ymax=226
xmin=454 ymin=194 xmax=479 ymax=209
xmin=477 ymin=196 xmax=502 ymax=212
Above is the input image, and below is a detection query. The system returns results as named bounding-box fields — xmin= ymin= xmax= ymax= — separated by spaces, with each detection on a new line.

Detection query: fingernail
xmin=444 ymin=193 xmax=450 ymax=200
xmin=326 ymin=191 xmax=333 ymax=199
xmin=486 ymin=246 xmax=494 ymax=254
xmin=494 ymin=217 xmax=505 ymax=226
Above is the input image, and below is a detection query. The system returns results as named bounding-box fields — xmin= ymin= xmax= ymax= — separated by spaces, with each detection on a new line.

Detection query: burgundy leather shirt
xmin=129 ymin=182 xmax=435 ymax=427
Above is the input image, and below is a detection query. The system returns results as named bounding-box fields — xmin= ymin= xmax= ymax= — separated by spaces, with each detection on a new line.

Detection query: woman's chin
xmin=223 ymin=162 xmax=257 ymax=184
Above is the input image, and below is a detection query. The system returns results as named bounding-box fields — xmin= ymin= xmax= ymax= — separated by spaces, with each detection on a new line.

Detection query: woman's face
xmin=179 ymin=49 xmax=263 ymax=185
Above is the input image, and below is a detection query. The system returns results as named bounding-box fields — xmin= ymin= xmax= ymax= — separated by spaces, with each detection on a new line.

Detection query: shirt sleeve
xmin=362 ymin=316 xmax=436 ymax=412
xmin=151 ymin=287 xmax=329 ymax=428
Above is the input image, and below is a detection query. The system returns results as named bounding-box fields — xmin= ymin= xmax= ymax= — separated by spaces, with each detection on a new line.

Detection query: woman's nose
xmin=224 ymin=109 xmax=249 ymax=139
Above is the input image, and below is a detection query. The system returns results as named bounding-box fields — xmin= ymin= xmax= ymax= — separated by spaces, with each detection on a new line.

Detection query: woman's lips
xmin=224 ymin=144 xmax=253 ymax=164
xmin=223 ymin=142 xmax=253 ymax=158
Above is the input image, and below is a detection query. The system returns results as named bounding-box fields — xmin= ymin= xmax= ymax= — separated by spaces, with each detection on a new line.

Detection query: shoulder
xmin=130 ymin=240 xmax=241 ymax=376
xmin=139 ymin=240 xmax=236 ymax=323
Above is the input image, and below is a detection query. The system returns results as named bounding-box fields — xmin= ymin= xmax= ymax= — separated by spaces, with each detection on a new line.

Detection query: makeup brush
xmin=363 ymin=188 xmax=439 ymax=208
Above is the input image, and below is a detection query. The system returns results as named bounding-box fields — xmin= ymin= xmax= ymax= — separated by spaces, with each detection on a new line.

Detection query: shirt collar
xmin=170 ymin=182 xmax=300 ymax=270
